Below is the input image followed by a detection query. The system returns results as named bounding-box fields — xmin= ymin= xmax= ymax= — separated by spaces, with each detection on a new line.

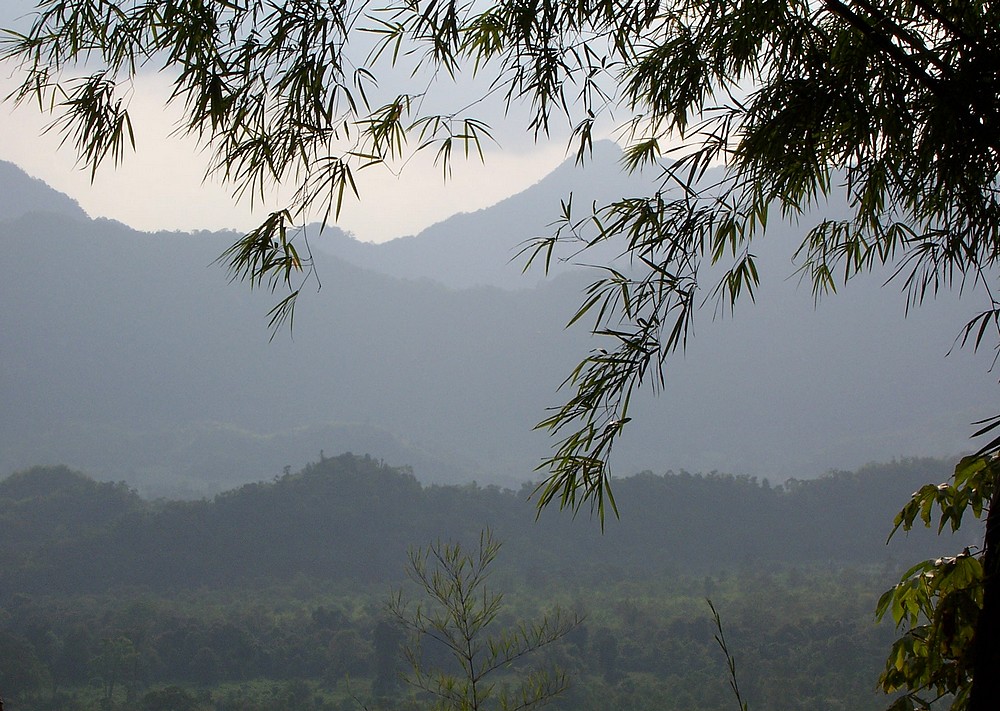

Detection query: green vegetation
xmin=0 ymin=455 xmax=964 ymax=594
xmin=6 ymin=5 xmax=999 ymax=704
xmin=874 ymin=454 xmax=999 ymax=709
xmin=0 ymin=541 xmax=906 ymax=711
xmin=0 ymin=454 xmax=974 ymax=710
xmin=389 ymin=532 xmax=575 ymax=711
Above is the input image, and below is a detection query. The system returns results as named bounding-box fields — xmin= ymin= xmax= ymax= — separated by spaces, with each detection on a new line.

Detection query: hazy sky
xmin=0 ymin=3 xmax=582 ymax=242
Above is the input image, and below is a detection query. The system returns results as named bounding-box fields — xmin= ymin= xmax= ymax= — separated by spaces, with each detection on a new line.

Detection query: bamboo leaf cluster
xmin=876 ymin=453 xmax=999 ymax=710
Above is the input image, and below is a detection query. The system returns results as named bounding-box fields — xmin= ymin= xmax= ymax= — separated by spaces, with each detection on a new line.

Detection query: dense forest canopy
xmin=0 ymin=454 xmax=965 ymax=594
xmin=0 ymin=454 xmax=964 ymax=711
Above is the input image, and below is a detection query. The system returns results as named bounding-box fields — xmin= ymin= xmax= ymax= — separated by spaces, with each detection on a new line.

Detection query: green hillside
xmin=0 ymin=454 xmax=955 ymax=711
xmin=0 ymin=455 xmax=964 ymax=594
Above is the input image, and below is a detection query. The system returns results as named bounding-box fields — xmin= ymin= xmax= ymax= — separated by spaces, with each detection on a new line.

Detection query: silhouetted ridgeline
xmin=0 ymin=454 xmax=966 ymax=594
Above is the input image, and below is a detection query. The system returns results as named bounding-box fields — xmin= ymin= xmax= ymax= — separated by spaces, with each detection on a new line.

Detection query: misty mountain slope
xmin=0 ymin=158 xmax=997 ymax=497
xmin=0 ymin=160 xmax=88 ymax=223
xmin=313 ymin=140 xmax=652 ymax=289
xmin=0 ymin=205 xmax=594 ymax=493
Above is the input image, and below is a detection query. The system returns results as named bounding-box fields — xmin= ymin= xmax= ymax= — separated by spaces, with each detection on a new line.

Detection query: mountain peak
xmin=314 ymin=140 xmax=651 ymax=289
xmin=0 ymin=161 xmax=89 ymax=223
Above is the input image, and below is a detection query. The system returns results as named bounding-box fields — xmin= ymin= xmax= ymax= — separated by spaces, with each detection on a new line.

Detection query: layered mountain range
xmin=1 ymin=142 xmax=995 ymax=497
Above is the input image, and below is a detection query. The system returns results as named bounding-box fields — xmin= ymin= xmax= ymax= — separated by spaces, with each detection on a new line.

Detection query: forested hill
xmin=0 ymin=455 xmax=969 ymax=595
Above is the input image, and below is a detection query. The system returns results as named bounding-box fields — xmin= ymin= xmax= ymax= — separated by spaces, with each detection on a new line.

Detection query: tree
xmin=876 ymin=453 xmax=999 ymax=710
xmin=3 ymin=1 xmax=1000 ymax=709
xmin=92 ymin=635 xmax=140 ymax=709
xmin=388 ymin=531 xmax=576 ymax=711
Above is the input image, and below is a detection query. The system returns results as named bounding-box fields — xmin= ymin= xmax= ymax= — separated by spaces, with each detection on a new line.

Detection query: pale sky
xmin=1 ymin=71 xmax=580 ymax=242
xmin=0 ymin=4 xmax=583 ymax=242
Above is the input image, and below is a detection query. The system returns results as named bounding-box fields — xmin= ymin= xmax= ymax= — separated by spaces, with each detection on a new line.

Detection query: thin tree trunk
xmin=970 ymin=486 xmax=1000 ymax=711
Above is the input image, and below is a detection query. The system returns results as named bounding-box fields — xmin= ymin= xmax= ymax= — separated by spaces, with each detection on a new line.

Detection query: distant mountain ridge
xmin=311 ymin=140 xmax=650 ymax=289
xmin=0 ymin=155 xmax=996 ymax=497
xmin=0 ymin=159 xmax=89 ymax=223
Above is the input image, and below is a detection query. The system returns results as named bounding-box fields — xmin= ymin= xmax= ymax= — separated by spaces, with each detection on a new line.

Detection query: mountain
xmin=0 ymin=159 xmax=88 ymax=222
xmin=0 ymin=201 xmax=590 ymax=494
xmin=311 ymin=140 xmax=649 ymax=289
xmin=0 ymin=157 xmax=996 ymax=497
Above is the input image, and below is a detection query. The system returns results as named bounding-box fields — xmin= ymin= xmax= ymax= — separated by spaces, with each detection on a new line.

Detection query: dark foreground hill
xmin=0 ymin=455 xmax=971 ymax=595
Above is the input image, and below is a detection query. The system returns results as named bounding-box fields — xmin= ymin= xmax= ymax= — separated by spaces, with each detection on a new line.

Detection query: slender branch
xmin=822 ymin=0 xmax=946 ymax=100
xmin=908 ymin=0 xmax=973 ymax=44
xmin=708 ymin=600 xmax=749 ymax=711
xmin=849 ymin=0 xmax=953 ymax=76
